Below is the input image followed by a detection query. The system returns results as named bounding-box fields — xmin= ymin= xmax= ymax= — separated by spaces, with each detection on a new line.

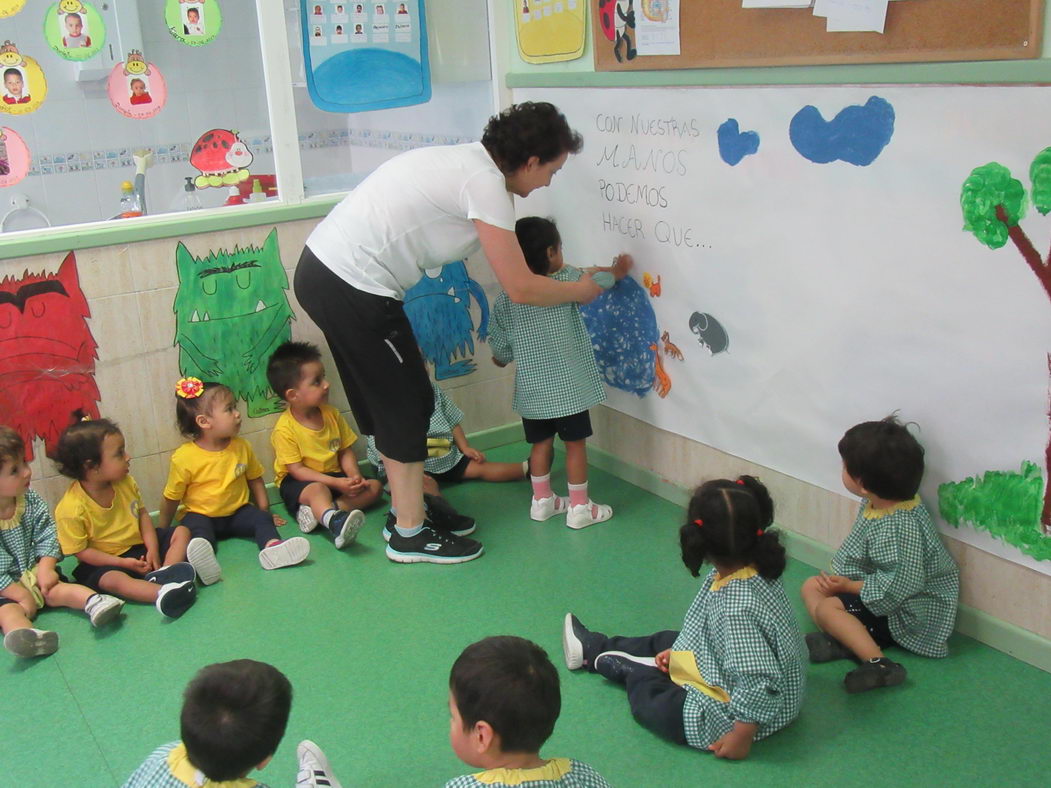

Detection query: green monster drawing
xmin=173 ymin=229 xmax=294 ymax=417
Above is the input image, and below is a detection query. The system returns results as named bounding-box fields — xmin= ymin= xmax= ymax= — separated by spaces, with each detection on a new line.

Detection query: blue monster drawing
xmin=403 ymin=260 xmax=489 ymax=380
xmin=581 ymin=275 xmax=659 ymax=397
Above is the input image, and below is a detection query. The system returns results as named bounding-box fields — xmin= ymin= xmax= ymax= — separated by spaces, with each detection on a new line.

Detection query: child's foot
xmin=382 ymin=509 xmax=475 ymax=541
xmin=145 ymin=562 xmax=196 ymax=586
xmin=844 ymin=657 xmax=907 ymax=693
xmin=805 ymin=631 xmax=855 ymax=663
xmin=424 ymin=493 xmax=476 ymax=536
xmin=3 ymin=628 xmax=59 ymax=658
xmin=84 ymin=593 xmax=125 ymax=628
xmin=530 ymin=495 xmax=569 ymax=522
xmin=296 ymin=739 xmax=343 ymax=788
xmin=155 ymin=581 xmax=197 ymax=619
xmin=566 ymin=500 xmax=613 ymax=530
xmin=259 ymin=537 xmax=311 ymax=569
xmin=386 ymin=525 xmax=483 ymax=564
xmin=186 ymin=537 xmax=222 ymax=585
xmin=329 ymin=509 xmax=365 ymax=550
xmin=594 ymin=651 xmax=658 ymax=684
xmin=562 ymin=613 xmax=606 ymax=671
xmin=297 ymin=505 xmax=319 ymax=533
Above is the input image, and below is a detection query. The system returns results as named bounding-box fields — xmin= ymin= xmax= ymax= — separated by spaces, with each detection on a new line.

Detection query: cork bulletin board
xmin=592 ymin=0 xmax=1044 ymax=71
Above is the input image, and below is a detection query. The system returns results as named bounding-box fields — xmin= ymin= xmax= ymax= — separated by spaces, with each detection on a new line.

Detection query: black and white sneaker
xmin=145 ymin=562 xmax=196 ymax=586
xmin=386 ymin=524 xmax=483 ymax=564
xmin=186 ymin=537 xmax=222 ymax=585
xmin=383 ymin=510 xmax=475 ymax=542
xmin=155 ymin=580 xmax=197 ymax=619
xmin=330 ymin=509 xmax=365 ymax=550
xmin=563 ymin=613 xmax=606 ymax=670
xmin=424 ymin=493 xmax=476 ymax=536
xmin=295 ymin=739 xmax=343 ymax=788
xmin=594 ymin=651 xmax=658 ymax=685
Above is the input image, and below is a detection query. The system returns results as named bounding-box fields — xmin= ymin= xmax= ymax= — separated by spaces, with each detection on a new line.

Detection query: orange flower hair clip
xmin=176 ymin=377 xmax=204 ymax=399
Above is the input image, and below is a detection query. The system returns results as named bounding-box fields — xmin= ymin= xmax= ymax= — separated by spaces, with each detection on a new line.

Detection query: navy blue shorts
xmin=72 ymin=527 xmax=182 ymax=591
xmin=279 ymin=471 xmax=345 ymax=516
xmin=522 ymin=410 xmax=593 ymax=444
xmin=836 ymin=593 xmax=897 ymax=649
xmin=428 ymin=454 xmax=471 ymax=484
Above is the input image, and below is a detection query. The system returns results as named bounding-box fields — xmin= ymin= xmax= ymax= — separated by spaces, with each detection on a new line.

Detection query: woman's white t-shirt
xmin=306 ymin=142 xmax=516 ymax=299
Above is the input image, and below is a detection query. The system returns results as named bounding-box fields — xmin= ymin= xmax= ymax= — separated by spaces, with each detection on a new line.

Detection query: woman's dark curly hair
xmin=481 ymin=102 xmax=583 ymax=174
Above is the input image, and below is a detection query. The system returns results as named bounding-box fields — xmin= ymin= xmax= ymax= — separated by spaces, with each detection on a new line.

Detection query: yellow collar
xmin=710 ymin=566 xmax=758 ymax=591
xmin=473 ymin=758 xmax=571 ymax=785
xmin=862 ymin=496 xmax=920 ymax=519
xmin=0 ymin=494 xmax=25 ymax=530
xmin=166 ymin=743 xmax=258 ymax=788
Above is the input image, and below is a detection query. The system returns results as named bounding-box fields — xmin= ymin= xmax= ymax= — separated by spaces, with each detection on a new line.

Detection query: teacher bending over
xmin=294 ymin=102 xmax=600 ymax=565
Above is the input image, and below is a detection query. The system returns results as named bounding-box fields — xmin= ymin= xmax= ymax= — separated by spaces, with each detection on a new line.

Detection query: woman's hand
xmin=575 ymin=273 xmax=602 ymax=304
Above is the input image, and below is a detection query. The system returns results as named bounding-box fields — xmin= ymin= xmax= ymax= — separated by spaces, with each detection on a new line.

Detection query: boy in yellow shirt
xmin=267 ymin=342 xmax=383 ymax=549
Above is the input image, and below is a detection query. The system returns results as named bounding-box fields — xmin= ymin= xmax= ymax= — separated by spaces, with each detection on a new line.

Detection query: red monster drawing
xmin=0 ymin=252 xmax=100 ymax=460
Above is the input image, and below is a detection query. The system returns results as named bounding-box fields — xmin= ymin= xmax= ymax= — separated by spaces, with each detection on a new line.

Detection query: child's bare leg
xmin=814 ymin=596 xmax=883 ymax=662
xmin=42 ymin=581 xmax=94 ymax=611
xmin=801 ymin=576 xmax=827 ymax=621
xmin=98 ymin=572 xmax=160 ymax=604
xmin=462 ymin=460 xmax=527 ymax=482
xmin=0 ymin=603 xmax=33 ymax=635
xmin=163 ymin=525 xmax=191 ymax=565
xmin=564 ymin=439 xmax=588 ymax=486
xmin=422 ymin=474 xmax=440 ymax=497
xmin=529 ymin=439 xmax=555 ymax=478
xmin=337 ymin=478 xmax=384 ymax=511
xmin=299 ymin=481 xmax=337 ymax=521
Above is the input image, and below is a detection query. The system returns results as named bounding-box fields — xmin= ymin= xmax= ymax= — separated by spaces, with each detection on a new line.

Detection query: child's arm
xmin=848 ymin=523 xmax=926 ymax=617
xmin=286 ymin=461 xmax=362 ymax=496
xmin=452 ymin=425 xmax=484 ymax=463
xmin=26 ymin=492 xmax=63 ymax=593
xmin=487 ymin=295 xmax=513 ymax=367
xmin=709 ymin=722 xmax=759 ymax=760
xmin=583 ymin=253 xmax=634 ymax=281
xmin=337 ymin=449 xmax=368 ymax=492
xmin=74 ymin=546 xmax=149 ymax=574
xmin=137 ymin=507 xmax=161 ymax=573
xmin=156 ymin=497 xmax=180 ymax=531
xmin=247 ymin=476 xmax=286 ymax=527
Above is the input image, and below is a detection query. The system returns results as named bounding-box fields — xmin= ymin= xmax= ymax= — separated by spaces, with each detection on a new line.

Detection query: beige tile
xmin=74 ymin=245 xmax=135 ymax=300
xmin=130 ymin=238 xmax=181 ymax=291
xmin=242 ymin=429 xmax=277 ymax=484
xmin=31 ymin=473 xmax=70 ymax=515
xmin=956 ymin=545 xmax=1051 ymax=637
xmin=146 ymin=348 xmax=186 ymax=453
xmin=137 ymin=287 xmax=178 ymax=353
xmin=95 ymin=357 xmax=160 ymax=457
xmin=131 ymin=452 xmax=171 ymax=516
xmin=455 ymin=375 xmax=516 ymax=434
xmin=90 ymin=293 xmax=145 ymax=363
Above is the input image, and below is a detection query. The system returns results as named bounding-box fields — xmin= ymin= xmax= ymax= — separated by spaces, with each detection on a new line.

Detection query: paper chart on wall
xmin=515 ymin=85 xmax=1051 ymax=574
xmin=516 ymin=1 xmax=587 ymax=64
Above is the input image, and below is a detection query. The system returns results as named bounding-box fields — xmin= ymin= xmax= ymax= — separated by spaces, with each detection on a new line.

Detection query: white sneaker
xmin=186 ymin=537 xmax=222 ymax=585
xmin=566 ymin=500 xmax=613 ymax=530
xmin=84 ymin=593 xmax=124 ymax=628
xmin=530 ymin=495 xmax=569 ymax=522
xmin=259 ymin=537 xmax=311 ymax=569
xmin=3 ymin=628 xmax=58 ymax=658
xmin=295 ymin=740 xmax=343 ymax=788
xmin=297 ymin=505 xmax=319 ymax=533
xmin=155 ymin=581 xmax=197 ymax=618
xmin=332 ymin=509 xmax=365 ymax=550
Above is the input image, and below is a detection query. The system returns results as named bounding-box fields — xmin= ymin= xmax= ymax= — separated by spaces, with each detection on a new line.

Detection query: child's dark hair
xmin=449 ymin=635 xmax=561 ymax=754
xmin=679 ymin=475 xmax=786 ymax=580
xmin=838 ymin=415 xmax=924 ymax=501
xmin=175 ymin=381 xmax=232 ymax=439
xmin=0 ymin=426 xmax=24 ymax=468
xmin=481 ymin=101 xmax=583 ymax=174
xmin=266 ymin=341 xmax=322 ymax=401
xmin=514 ymin=217 xmax=561 ymax=276
xmin=54 ymin=412 xmax=121 ymax=480
xmin=181 ymin=660 xmax=292 ymax=781
xmin=4 ymin=68 xmax=20 ymax=81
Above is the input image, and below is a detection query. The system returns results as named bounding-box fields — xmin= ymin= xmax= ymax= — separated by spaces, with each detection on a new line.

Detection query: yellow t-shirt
xmin=270 ymin=404 xmax=357 ymax=486
xmin=163 ymin=437 xmax=264 ymax=518
xmin=55 ymin=475 xmax=145 ymax=556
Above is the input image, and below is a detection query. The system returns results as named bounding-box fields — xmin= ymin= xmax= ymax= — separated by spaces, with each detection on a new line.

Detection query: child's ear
xmin=472 ymin=720 xmax=497 ymax=755
xmin=546 ymin=246 xmax=558 ymax=262
xmin=284 ymin=387 xmax=298 ymax=403
xmin=195 ymin=412 xmax=210 ymax=430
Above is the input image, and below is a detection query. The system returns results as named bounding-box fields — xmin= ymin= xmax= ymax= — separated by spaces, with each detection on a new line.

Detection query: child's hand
xmin=272 ymin=513 xmax=287 ymax=527
xmin=347 ymin=474 xmax=367 ymax=493
xmin=611 ymin=253 xmax=633 ymax=280
xmin=464 ymin=447 xmax=485 ymax=463
xmin=34 ymin=565 xmax=60 ymax=594
xmin=123 ymin=556 xmax=150 ymax=575
xmin=143 ymin=550 xmax=160 ymax=573
xmin=491 ymin=357 xmax=508 ymax=368
xmin=655 ymin=648 xmax=671 ymax=673
xmin=816 ymin=571 xmax=853 ymax=595
xmin=709 ymin=723 xmax=756 ymax=760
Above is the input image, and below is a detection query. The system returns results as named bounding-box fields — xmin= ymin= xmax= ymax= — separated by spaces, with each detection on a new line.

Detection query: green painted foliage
xmin=960 ymin=162 xmax=1026 ymax=249
xmin=1029 ymin=147 xmax=1051 ymax=216
xmin=938 ymin=461 xmax=1051 ymax=561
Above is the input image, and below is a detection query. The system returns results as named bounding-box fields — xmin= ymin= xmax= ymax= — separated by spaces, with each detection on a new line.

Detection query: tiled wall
xmin=5 ymin=217 xmax=515 ymax=523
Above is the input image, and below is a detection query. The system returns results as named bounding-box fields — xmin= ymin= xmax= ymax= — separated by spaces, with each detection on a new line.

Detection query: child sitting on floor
xmin=564 ymin=476 xmax=806 ymax=760
xmin=0 ymin=426 xmax=123 ymax=658
xmin=54 ymin=416 xmax=198 ymax=621
xmin=267 ymin=341 xmax=383 ymax=549
xmin=489 ymin=217 xmax=630 ymax=529
xmin=446 ymin=635 xmax=612 ymax=787
xmin=801 ymin=415 xmax=959 ymax=693
xmin=122 ymin=659 xmax=343 ymax=788
xmin=158 ymin=379 xmax=310 ymax=584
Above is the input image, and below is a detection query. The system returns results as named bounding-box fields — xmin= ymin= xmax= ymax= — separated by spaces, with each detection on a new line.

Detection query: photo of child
xmin=183 ymin=4 xmax=205 ymax=36
xmin=2 ymin=68 xmax=29 ymax=105
xmin=355 ymin=3 xmax=364 ymax=12
xmin=128 ymin=77 xmax=152 ymax=105
xmin=335 ymin=24 xmax=344 ymax=35
xmin=354 ymin=23 xmax=364 ymax=35
xmin=61 ymin=12 xmax=92 ymax=48
xmin=397 ymin=2 xmax=408 ymax=13
xmin=375 ymin=3 xmax=385 ymax=14
xmin=336 ymin=4 xmax=345 ymax=13
xmin=314 ymin=26 xmax=323 ymax=37
xmin=0 ymin=134 xmax=9 ymax=176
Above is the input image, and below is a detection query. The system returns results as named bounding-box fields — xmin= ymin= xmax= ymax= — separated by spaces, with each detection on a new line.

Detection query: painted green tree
xmin=959 ymin=149 xmax=1051 ymax=537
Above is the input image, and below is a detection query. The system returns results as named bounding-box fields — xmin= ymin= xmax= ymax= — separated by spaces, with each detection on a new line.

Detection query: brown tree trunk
xmin=996 ymin=204 xmax=1051 ymax=304
xmin=1045 ymin=354 xmax=1051 ymax=533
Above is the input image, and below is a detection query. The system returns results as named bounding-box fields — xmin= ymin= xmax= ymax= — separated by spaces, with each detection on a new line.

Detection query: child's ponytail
xmin=54 ymin=412 xmax=121 ymax=480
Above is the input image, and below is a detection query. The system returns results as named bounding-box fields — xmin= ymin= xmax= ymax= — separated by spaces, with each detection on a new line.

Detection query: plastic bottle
xmin=224 ymin=185 xmax=244 ymax=206
xmin=118 ymin=180 xmax=142 ymax=218
xmin=245 ymin=177 xmax=267 ymax=203
xmin=179 ymin=177 xmax=203 ymax=211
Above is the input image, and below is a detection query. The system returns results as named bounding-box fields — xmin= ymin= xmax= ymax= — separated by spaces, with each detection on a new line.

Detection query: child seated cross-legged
xmin=446 ymin=635 xmax=612 ymax=788
xmin=122 ymin=659 xmax=344 ymax=788
xmin=801 ymin=416 xmax=959 ymax=693
xmin=0 ymin=426 xmax=124 ymax=658
xmin=563 ymin=477 xmax=806 ymax=760
xmin=54 ymin=416 xmax=198 ymax=621
xmin=267 ymin=341 xmax=383 ymax=549
xmin=158 ymin=379 xmax=310 ymax=584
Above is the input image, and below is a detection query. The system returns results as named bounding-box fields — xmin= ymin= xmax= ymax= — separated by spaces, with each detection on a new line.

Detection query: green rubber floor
xmin=5 ymin=443 xmax=1051 ymax=787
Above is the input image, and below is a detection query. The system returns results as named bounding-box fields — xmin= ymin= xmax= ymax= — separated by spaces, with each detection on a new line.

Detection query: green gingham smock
xmin=444 ymin=759 xmax=612 ymax=788
xmin=121 ymin=742 xmax=267 ymax=788
xmin=487 ymin=266 xmax=606 ymax=421
xmin=0 ymin=490 xmax=61 ymax=590
xmin=367 ymin=383 xmax=466 ymax=476
xmin=671 ymin=567 xmax=807 ymax=750
xmin=831 ymin=497 xmax=959 ymax=658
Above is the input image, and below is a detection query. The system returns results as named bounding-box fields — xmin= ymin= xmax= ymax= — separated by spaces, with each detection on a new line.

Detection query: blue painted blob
xmin=717 ymin=119 xmax=760 ymax=166
xmin=313 ymin=48 xmax=425 ymax=107
xmin=789 ymin=96 xmax=895 ymax=166
xmin=581 ymin=276 xmax=659 ymax=397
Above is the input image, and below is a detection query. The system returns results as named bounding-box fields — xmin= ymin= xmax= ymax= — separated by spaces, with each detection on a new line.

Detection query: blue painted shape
xmin=789 ymin=96 xmax=895 ymax=166
xmin=717 ymin=119 xmax=760 ymax=166
xmin=580 ymin=276 xmax=659 ymax=397
xmin=403 ymin=261 xmax=489 ymax=381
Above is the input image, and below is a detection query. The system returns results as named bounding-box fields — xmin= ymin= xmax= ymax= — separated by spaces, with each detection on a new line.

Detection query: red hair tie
xmin=756 ymin=529 xmax=764 ymax=536
xmin=694 ymin=519 xmax=703 ymax=528
xmin=735 ymin=479 xmax=745 ymax=485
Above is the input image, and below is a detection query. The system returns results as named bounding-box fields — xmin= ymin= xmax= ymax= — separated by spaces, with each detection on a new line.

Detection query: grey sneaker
xmin=297 ymin=505 xmax=319 ymax=533
xmin=186 ymin=537 xmax=222 ymax=585
xmin=259 ymin=537 xmax=311 ymax=569
xmin=844 ymin=657 xmax=907 ymax=693
xmin=330 ymin=509 xmax=365 ymax=550
xmin=3 ymin=628 xmax=59 ymax=658
xmin=805 ymin=631 xmax=855 ymax=663
xmin=84 ymin=593 xmax=125 ymax=628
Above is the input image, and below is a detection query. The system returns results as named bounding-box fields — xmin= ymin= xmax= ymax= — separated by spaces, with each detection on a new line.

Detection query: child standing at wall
xmin=267 ymin=341 xmax=383 ymax=549
xmin=489 ymin=217 xmax=630 ymax=529
xmin=54 ymin=417 xmax=198 ymax=620
xmin=801 ymin=416 xmax=959 ymax=693
xmin=446 ymin=635 xmax=612 ymax=787
xmin=0 ymin=426 xmax=124 ymax=658
xmin=563 ymin=477 xmax=806 ymax=760
xmin=158 ymin=379 xmax=310 ymax=583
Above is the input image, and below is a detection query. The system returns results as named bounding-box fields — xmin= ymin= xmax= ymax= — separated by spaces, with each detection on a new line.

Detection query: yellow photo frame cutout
xmin=516 ymin=0 xmax=586 ymax=64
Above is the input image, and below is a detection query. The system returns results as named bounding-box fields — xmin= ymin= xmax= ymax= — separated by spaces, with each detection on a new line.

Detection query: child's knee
xmin=801 ymin=576 xmax=821 ymax=596
xmin=422 ymin=475 xmax=439 ymax=496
